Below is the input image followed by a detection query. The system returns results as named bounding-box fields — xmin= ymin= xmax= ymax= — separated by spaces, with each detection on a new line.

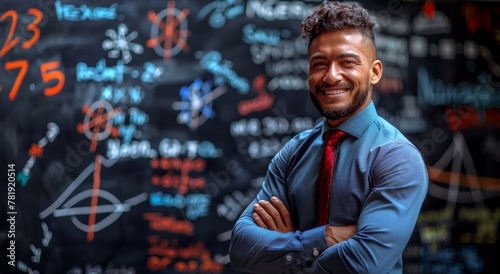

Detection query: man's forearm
xmin=324 ymin=224 xmax=357 ymax=246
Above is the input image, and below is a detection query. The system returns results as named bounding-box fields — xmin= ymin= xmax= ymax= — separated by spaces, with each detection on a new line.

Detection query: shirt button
xmin=313 ymin=248 xmax=319 ymax=257
xmin=286 ymin=254 xmax=292 ymax=261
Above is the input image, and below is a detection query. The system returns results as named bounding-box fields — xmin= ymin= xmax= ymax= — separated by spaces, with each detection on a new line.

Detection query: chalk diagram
xmin=196 ymin=0 xmax=245 ymax=28
xmin=102 ymin=23 xmax=144 ymax=64
xmin=427 ymin=131 xmax=500 ymax=206
xmin=77 ymin=100 xmax=121 ymax=153
xmin=172 ymin=78 xmax=227 ymax=130
xmin=39 ymin=155 xmax=148 ymax=242
xmin=147 ymin=1 xmax=190 ymax=61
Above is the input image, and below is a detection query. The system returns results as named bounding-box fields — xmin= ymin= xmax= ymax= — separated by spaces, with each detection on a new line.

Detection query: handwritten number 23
xmin=0 ymin=8 xmax=43 ymax=57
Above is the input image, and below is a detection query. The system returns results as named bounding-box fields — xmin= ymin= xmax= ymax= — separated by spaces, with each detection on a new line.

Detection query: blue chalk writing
xmin=418 ymin=68 xmax=500 ymax=109
xmin=55 ymin=0 xmax=117 ymax=21
xmin=76 ymin=59 xmax=126 ymax=84
xmin=150 ymin=192 xmax=211 ymax=220
xmin=199 ymin=51 xmax=249 ymax=93
xmin=421 ymin=245 xmax=484 ymax=274
xmin=197 ymin=0 xmax=244 ymax=28
xmin=242 ymin=24 xmax=281 ymax=46
xmin=100 ymin=86 xmax=145 ymax=105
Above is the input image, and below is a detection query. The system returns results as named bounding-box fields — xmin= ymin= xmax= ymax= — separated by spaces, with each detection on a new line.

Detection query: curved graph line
xmin=56 ymin=190 xmax=147 ymax=233
xmin=39 ymin=155 xmax=148 ymax=236
xmin=427 ymin=182 xmax=500 ymax=204
xmin=427 ymin=131 xmax=500 ymax=205
xmin=39 ymin=156 xmax=118 ymax=219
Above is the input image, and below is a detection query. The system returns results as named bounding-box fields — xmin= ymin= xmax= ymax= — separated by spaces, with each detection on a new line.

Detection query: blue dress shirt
xmin=229 ymin=101 xmax=429 ymax=274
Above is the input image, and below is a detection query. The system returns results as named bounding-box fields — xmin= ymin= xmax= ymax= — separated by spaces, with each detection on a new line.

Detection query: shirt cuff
xmin=290 ymin=225 xmax=329 ymax=266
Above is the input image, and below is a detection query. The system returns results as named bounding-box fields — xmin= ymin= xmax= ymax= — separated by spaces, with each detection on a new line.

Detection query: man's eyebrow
xmin=309 ymin=53 xmax=363 ymax=62
xmin=309 ymin=54 xmax=326 ymax=61
xmin=336 ymin=53 xmax=362 ymax=61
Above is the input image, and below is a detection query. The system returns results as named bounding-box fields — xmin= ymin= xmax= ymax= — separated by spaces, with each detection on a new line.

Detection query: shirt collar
xmin=321 ymin=100 xmax=378 ymax=139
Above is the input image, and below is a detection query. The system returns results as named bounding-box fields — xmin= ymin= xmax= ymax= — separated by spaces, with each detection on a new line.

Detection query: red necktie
xmin=317 ymin=130 xmax=346 ymax=226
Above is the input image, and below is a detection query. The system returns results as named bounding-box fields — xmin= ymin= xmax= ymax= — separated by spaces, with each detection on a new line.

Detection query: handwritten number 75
xmin=5 ymin=60 xmax=65 ymax=101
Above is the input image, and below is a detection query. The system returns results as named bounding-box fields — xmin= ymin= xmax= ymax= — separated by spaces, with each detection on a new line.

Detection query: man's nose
xmin=323 ymin=63 xmax=342 ymax=84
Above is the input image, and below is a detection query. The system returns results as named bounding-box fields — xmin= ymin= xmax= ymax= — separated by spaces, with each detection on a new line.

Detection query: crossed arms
xmin=229 ymin=140 xmax=428 ymax=273
xmin=253 ymin=197 xmax=356 ymax=246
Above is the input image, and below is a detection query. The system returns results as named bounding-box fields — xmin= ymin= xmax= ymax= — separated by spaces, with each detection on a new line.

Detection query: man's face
xmin=307 ymin=29 xmax=382 ymax=126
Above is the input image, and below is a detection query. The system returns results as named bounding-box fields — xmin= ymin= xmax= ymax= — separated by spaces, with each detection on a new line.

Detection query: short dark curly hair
xmin=301 ymin=1 xmax=378 ymax=47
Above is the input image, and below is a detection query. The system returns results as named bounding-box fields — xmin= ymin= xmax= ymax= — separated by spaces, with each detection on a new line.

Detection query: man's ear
xmin=370 ymin=60 xmax=383 ymax=85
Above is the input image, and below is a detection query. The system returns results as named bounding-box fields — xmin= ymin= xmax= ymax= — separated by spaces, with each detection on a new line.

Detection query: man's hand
xmin=252 ymin=196 xmax=295 ymax=233
xmin=325 ymin=225 xmax=357 ymax=246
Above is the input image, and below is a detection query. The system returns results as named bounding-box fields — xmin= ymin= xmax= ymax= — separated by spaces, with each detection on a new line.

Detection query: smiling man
xmin=229 ymin=1 xmax=428 ymax=273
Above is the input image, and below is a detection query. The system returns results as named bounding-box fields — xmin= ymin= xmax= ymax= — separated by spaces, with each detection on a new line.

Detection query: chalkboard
xmin=1 ymin=1 xmax=499 ymax=273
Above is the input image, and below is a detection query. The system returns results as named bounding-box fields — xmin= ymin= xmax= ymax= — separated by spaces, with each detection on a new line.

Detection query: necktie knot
xmin=324 ymin=130 xmax=346 ymax=146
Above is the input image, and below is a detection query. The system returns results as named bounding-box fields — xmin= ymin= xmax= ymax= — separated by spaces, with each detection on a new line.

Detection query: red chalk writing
xmin=143 ymin=213 xmax=194 ymax=235
xmin=150 ymin=157 xmax=206 ymax=194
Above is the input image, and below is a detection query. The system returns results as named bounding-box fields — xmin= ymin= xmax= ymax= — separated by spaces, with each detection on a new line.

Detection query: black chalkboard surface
xmin=1 ymin=1 xmax=499 ymax=273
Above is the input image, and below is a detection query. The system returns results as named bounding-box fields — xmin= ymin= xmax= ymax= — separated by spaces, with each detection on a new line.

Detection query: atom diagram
xmin=147 ymin=1 xmax=191 ymax=61
xmin=77 ymin=100 xmax=121 ymax=153
xmin=172 ymin=79 xmax=226 ymax=131
xmin=102 ymin=23 xmax=144 ymax=64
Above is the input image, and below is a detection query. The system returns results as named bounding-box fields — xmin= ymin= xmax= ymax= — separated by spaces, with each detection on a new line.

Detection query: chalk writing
xmin=421 ymin=245 xmax=484 ymax=274
xmin=158 ymin=138 xmax=222 ymax=159
xmin=445 ymin=106 xmax=500 ymax=131
xmin=375 ymin=9 xmax=410 ymax=35
xmin=143 ymin=213 xmax=194 ymax=235
xmin=199 ymin=50 xmax=250 ymax=93
xmin=458 ymin=207 xmax=499 ymax=244
xmin=197 ymin=0 xmax=245 ymax=28
xmin=66 ymin=264 xmax=136 ymax=274
xmin=151 ymin=157 xmax=206 ymax=194
xmin=0 ymin=8 xmax=43 ymax=57
xmin=76 ymin=59 xmax=125 ymax=84
xmin=231 ymin=116 xmax=314 ymax=137
xmin=110 ymin=108 xmax=149 ymax=143
xmin=54 ymin=0 xmax=118 ymax=21
xmin=420 ymin=224 xmax=450 ymax=244
xmin=238 ymin=75 xmax=275 ymax=116
xmin=249 ymin=37 xmax=307 ymax=64
xmin=101 ymin=86 xmax=145 ymax=105
xmin=217 ymin=188 xmax=259 ymax=221
xmin=376 ymin=33 xmax=408 ymax=68
xmin=246 ymin=0 xmax=314 ymax=21
xmin=3 ymin=59 xmax=65 ymax=101
xmin=107 ymin=139 xmax=157 ymax=159
xmin=412 ymin=9 xmax=451 ymax=35
xmin=418 ymin=68 xmax=500 ymax=109
xmin=417 ymin=207 xmax=454 ymax=224
xmin=242 ymin=24 xmax=282 ymax=46
xmin=378 ymin=96 xmax=427 ymax=134
xmin=149 ymin=192 xmax=210 ymax=220
xmin=147 ymin=237 xmax=222 ymax=272
xmin=265 ymin=58 xmax=308 ymax=76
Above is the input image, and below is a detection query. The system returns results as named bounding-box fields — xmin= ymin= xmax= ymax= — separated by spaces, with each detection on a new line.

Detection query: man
xmin=229 ymin=1 xmax=428 ymax=274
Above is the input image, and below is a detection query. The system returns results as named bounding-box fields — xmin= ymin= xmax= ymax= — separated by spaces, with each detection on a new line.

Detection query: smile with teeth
xmin=324 ymin=89 xmax=348 ymax=95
